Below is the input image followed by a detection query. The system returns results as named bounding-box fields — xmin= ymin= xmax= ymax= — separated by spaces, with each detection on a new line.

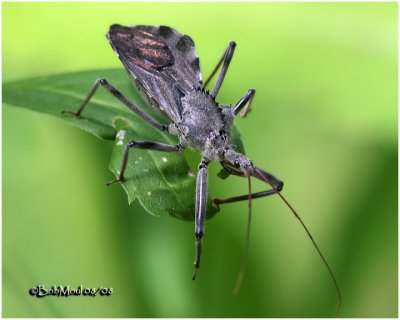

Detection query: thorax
xmin=175 ymin=89 xmax=234 ymax=161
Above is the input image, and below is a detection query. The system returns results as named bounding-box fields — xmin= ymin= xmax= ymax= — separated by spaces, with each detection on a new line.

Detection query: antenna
xmin=256 ymin=169 xmax=342 ymax=316
xmin=233 ymin=174 xmax=252 ymax=295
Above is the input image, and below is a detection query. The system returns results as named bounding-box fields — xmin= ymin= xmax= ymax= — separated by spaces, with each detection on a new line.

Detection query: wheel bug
xmin=62 ymin=25 xmax=341 ymax=313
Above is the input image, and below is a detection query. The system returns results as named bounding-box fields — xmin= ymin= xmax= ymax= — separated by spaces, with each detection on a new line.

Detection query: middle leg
xmin=107 ymin=141 xmax=184 ymax=185
xmin=192 ymin=159 xmax=209 ymax=280
xmin=233 ymin=89 xmax=256 ymax=118
xmin=204 ymin=41 xmax=237 ymax=98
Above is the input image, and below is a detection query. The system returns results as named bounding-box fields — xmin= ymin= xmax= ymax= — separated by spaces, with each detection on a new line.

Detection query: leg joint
xmin=275 ymin=181 xmax=284 ymax=191
xmin=97 ymin=78 xmax=108 ymax=86
xmin=127 ymin=140 xmax=137 ymax=148
xmin=127 ymin=141 xmax=155 ymax=149
xmin=229 ymin=41 xmax=237 ymax=48
xmin=198 ymin=161 xmax=208 ymax=170
xmin=195 ymin=230 xmax=203 ymax=240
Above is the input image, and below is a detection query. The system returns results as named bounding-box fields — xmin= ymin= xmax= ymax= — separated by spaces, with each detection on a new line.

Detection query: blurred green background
xmin=3 ymin=2 xmax=397 ymax=317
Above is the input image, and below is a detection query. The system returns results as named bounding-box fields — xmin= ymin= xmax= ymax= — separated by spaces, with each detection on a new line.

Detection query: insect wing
xmin=107 ymin=25 xmax=202 ymax=123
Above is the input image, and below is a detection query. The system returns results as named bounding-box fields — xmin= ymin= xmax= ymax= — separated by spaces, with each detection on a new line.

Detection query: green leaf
xmin=3 ymin=69 xmax=246 ymax=220
xmin=110 ymin=127 xmax=215 ymax=220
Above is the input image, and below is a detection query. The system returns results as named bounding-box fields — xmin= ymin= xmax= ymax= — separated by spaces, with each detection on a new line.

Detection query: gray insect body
xmin=63 ymin=24 xmax=282 ymax=278
xmin=63 ymin=25 xmax=341 ymax=311
xmin=178 ymin=89 xmax=234 ymax=161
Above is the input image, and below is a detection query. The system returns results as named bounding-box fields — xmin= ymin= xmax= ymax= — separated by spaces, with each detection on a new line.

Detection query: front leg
xmin=192 ymin=159 xmax=209 ymax=280
xmin=233 ymin=89 xmax=256 ymax=118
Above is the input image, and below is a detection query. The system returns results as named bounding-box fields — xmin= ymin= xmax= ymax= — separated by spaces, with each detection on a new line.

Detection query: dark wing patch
xmin=158 ymin=25 xmax=174 ymax=39
xmin=176 ymin=35 xmax=195 ymax=53
xmin=108 ymin=25 xmax=174 ymax=72
xmin=107 ymin=25 xmax=202 ymax=123
xmin=191 ymin=57 xmax=201 ymax=76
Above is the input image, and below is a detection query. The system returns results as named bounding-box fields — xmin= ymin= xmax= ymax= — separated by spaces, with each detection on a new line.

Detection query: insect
xmin=63 ymin=25 xmax=341 ymax=313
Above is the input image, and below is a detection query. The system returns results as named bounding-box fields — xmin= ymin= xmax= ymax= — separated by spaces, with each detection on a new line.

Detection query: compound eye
xmin=234 ymin=159 xmax=240 ymax=167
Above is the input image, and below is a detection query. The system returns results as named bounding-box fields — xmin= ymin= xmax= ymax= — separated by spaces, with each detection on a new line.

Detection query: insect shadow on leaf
xmin=62 ymin=25 xmax=341 ymax=315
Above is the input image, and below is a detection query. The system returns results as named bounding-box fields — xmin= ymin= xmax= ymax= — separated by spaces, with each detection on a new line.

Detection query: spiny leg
xmin=233 ymin=89 xmax=256 ymax=118
xmin=62 ymin=78 xmax=169 ymax=133
xmin=203 ymin=41 xmax=236 ymax=98
xmin=107 ymin=141 xmax=184 ymax=185
xmin=193 ymin=159 xmax=209 ymax=280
